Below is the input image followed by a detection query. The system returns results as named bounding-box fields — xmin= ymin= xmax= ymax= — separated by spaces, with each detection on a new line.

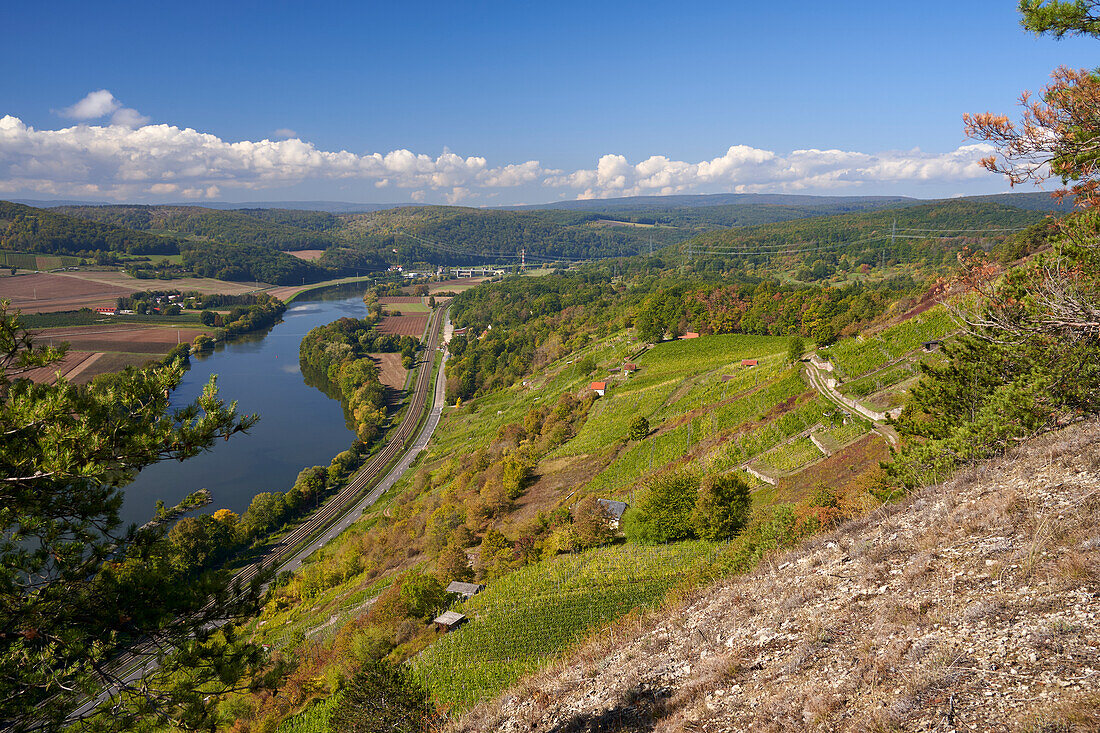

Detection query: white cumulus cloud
xmin=60 ymin=90 xmax=121 ymax=120
xmin=548 ymin=144 xmax=997 ymax=199
xmin=1 ymin=98 xmax=1002 ymax=202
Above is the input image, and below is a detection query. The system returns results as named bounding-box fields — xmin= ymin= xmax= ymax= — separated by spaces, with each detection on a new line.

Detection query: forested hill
xmin=337 ymin=206 xmax=692 ymax=263
xmin=55 ymin=204 xmax=342 ymax=251
xmin=0 ymin=200 xmax=182 ymax=255
xmin=677 ymin=199 xmax=1053 ymax=278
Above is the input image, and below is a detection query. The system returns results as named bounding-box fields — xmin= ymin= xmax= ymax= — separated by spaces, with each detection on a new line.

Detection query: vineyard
xmin=753 ymin=436 xmax=824 ymax=474
xmin=0 ymin=250 xmax=82 ymax=270
xmin=814 ymin=418 xmax=872 ymax=454
xmin=410 ymin=541 xmax=727 ymax=708
xmin=273 ymin=694 xmax=340 ymax=733
xmin=821 ymin=307 xmax=957 ymax=379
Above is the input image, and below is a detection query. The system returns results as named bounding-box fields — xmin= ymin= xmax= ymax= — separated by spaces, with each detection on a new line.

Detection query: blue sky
xmin=1 ymin=0 xmax=1096 ymax=205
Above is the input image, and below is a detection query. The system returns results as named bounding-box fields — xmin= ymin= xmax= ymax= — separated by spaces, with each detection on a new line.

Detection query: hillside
xmin=54 ymin=204 xmax=343 ymax=250
xmin=677 ymin=199 xmax=1052 ymax=281
xmin=454 ymin=418 xmax=1100 ymax=732
xmin=0 ymin=200 xmax=182 ymax=255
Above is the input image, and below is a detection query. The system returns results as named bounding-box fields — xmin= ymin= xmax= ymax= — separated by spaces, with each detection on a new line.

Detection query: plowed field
xmin=0 ymin=273 xmax=131 ymax=313
xmin=371 ymin=353 xmax=407 ymax=391
xmin=376 ymin=315 xmax=428 ymax=337
xmin=38 ymin=324 xmax=212 ymax=354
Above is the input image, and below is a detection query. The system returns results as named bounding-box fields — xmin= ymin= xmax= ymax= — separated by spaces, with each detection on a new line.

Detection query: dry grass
xmin=449 ymin=420 xmax=1100 ymax=732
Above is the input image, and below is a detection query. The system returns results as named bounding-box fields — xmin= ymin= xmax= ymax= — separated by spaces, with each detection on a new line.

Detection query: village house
xmin=597 ymin=499 xmax=629 ymax=529
xmin=590 ymin=381 xmax=607 ymax=397
xmin=622 ymin=363 xmax=637 ymax=374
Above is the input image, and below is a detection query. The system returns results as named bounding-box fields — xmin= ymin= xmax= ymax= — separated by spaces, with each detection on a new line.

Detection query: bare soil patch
xmin=426 ymin=278 xmax=485 ymax=294
xmin=378 ymin=296 xmax=422 ymax=304
xmin=283 ymin=249 xmax=325 ymax=261
xmin=70 ymin=352 xmax=158 ymax=383
xmin=371 ymin=353 xmax=407 ymax=391
xmin=58 ymin=270 xmax=266 ymax=296
xmin=0 ymin=273 xmax=131 ymax=314
xmin=376 ymin=315 xmax=428 ymax=337
xmin=20 ymin=350 xmax=95 ymax=384
xmin=40 ymin=324 xmax=212 ymax=354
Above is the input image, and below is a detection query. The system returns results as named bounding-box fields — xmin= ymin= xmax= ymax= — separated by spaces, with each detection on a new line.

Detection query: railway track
xmin=236 ymin=303 xmax=446 ymax=585
xmin=59 ymin=305 xmax=448 ymax=725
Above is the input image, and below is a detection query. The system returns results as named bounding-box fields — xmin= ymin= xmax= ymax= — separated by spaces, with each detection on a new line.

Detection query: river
xmin=119 ymin=287 xmax=368 ymax=526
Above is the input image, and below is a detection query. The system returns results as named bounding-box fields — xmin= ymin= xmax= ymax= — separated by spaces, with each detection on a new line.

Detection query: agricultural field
xmin=284 ymin=249 xmax=325 ymax=261
xmin=61 ymin=269 xmax=266 ymax=296
xmin=819 ymin=306 xmax=957 ymax=380
xmin=376 ymin=314 xmax=429 ymax=337
xmin=753 ymin=436 xmax=824 ymax=475
xmin=0 ymin=272 xmax=131 ymax=314
xmin=371 ymin=353 xmax=407 ymax=391
xmin=813 ymin=418 xmax=872 ymax=454
xmin=426 ymin=277 xmax=486 ymax=294
xmin=273 ymin=694 xmax=340 ymax=733
xmin=557 ymin=334 xmax=788 ymax=460
xmin=411 ymin=541 xmax=728 ymax=708
xmin=0 ymin=250 xmax=82 ymax=270
xmin=379 ymin=297 xmax=429 ymax=314
xmin=36 ymin=323 xmax=213 ymax=355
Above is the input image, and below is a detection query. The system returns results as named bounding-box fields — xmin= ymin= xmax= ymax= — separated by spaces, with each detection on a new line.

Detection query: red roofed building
xmin=589 ymin=381 xmax=607 ymax=397
xmin=741 ymin=359 xmax=758 ymax=367
xmin=623 ymin=363 xmax=638 ymax=374
xmin=680 ymin=332 xmax=699 ymax=339
xmin=94 ymin=307 xmax=117 ymax=315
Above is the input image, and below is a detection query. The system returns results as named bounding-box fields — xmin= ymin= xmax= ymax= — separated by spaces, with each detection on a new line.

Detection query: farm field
xmin=379 ymin=297 xmax=429 ymax=314
xmin=820 ymin=306 xmax=957 ymax=380
xmin=283 ymin=249 xmax=325 ymax=261
xmin=37 ymin=323 xmax=213 ymax=355
xmin=61 ymin=270 xmax=267 ymax=296
xmin=376 ymin=314 xmax=428 ymax=337
xmin=0 ymin=272 xmax=131 ymax=314
xmin=411 ymin=541 xmax=727 ymax=708
xmin=426 ymin=277 xmax=486 ymax=294
xmin=371 ymin=352 xmax=407 ymax=391
xmin=0 ymin=251 xmax=83 ymax=270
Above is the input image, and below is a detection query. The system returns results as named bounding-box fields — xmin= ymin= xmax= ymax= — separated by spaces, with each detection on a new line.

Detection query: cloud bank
xmin=3 ymin=90 xmax=998 ymax=203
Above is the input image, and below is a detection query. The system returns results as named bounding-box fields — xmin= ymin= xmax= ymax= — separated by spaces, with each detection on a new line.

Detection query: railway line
xmin=61 ymin=305 xmax=448 ymax=726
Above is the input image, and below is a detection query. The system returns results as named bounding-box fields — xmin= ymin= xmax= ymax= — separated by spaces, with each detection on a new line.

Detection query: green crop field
xmin=815 ymin=419 xmax=871 ymax=453
xmin=411 ymin=541 xmax=726 ymax=708
xmin=273 ymin=694 xmax=340 ymax=733
xmin=0 ymin=251 xmax=40 ymax=270
xmin=556 ymin=334 xmax=787 ymax=459
xmin=754 ymin=436 xmax=824 ymax=474
xmin=822 ymin=307 xmax=957 ymax=379
xmin=839 ymin=362 xmax=917 ymax=397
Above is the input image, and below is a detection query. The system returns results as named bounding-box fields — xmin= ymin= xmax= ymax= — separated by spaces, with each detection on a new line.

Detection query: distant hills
xmin=1 ymin=191 xmax=1068 ymax=280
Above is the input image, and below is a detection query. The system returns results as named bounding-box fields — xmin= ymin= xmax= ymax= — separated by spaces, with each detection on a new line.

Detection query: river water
xmin=119 ymin=287 xmax=367 ymax=526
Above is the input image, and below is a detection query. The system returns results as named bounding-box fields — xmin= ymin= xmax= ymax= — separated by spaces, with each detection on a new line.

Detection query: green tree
xmin=572 ymin=496 xmax=615 ymax=550
xmin=0 ymin=300 xmax=268 ymax=732
xmin=691 ymin=474 xmax=752 ymax=541
xmin=623 ymin=472 xmax=698 ymax=544
xmin=435 ymin=545 xmax=474 ymax=583
xmin=328 ymin=659 xmax=436 ymax=733
xmin=627 ymin=415 xmax=650 ymax=441
xmin=787 ymin=335 xmax=806 ymax=363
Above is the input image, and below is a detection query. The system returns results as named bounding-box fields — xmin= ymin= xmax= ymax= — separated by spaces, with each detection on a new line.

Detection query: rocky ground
xmin=450 ymin=421 xmax=1100 ymax=732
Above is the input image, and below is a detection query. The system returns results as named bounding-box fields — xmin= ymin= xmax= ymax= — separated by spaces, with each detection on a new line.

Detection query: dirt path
xmin=804 ymin=358 xmax=899 ymax=445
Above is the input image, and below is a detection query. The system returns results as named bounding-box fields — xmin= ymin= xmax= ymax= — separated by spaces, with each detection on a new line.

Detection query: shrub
xmin=627 ymin=415 xmax=650 ymax=441
xmin=691 ymin=473 xmax=751 ymax=541
xmin=328 ymin=659 xmax=435 ymax=733
xmin=624 ymin=472 xmax=698 ymax=544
